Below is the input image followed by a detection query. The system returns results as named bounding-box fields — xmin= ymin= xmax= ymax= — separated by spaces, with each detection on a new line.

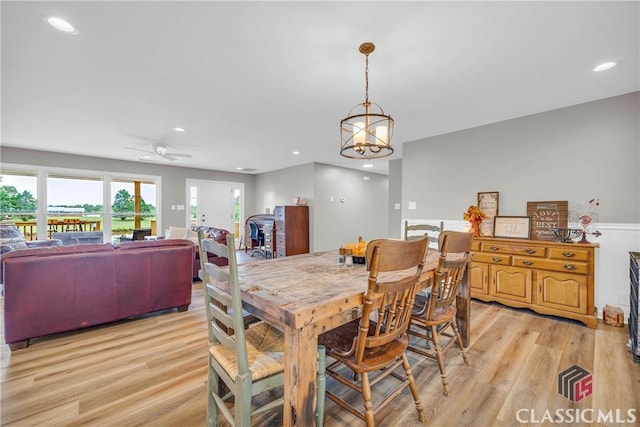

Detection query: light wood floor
xmin=1 ymin=272 xmax=639 ymax=426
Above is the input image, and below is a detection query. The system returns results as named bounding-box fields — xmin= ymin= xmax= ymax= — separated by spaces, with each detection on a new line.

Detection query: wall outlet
xmin=619 ymin=292 xmax=628 ymax=305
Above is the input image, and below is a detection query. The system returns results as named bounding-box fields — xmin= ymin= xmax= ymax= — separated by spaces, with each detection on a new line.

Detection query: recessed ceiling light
xmin=236 ymin=167 xmax=243 ymax=170
xmin=46 ymin=16 xmax=78 ymax=34
xmin=292 ymin=151 xmax=300 ymax=155
xmin=173 ymin=127 xmax=185 ymax=132
xmin=362 ymin=163 xmax=374 ymax=168
xmin=594 ymin=62 xmax=617 ymax=72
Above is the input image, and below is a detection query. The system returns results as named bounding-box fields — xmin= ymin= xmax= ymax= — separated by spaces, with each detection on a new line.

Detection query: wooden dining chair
xmin=437 ymin=230 xmax=474 ymax=255
xmin=199 ymin=232 xmax=326 ymax=427
xmin=318 ymin=237 xmax=429 ymax=427
xmin=404 ymin=220 xmax=444 ymax=248
xmin=407 ymin=232 xmax=472 ymax=396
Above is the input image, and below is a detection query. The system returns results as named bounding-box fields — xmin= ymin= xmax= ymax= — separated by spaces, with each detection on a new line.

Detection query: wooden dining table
xmin=236 ymin=250 xmax=470 ymax=426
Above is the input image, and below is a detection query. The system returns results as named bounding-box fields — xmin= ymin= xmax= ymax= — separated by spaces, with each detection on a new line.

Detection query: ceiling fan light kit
xmin=340 ymin=42 xmax=394 ymax=160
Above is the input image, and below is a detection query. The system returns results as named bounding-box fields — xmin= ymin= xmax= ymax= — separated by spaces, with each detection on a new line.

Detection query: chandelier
xmin=340 ymin=42 xmax=394 ymax=159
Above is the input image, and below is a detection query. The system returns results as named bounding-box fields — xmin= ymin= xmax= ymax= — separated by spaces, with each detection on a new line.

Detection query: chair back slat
xmin=404 ymin=220 xmax=444 ymax=247
xmin=356 ymin=237 xmax=428 ymax=362
xmin=198 ymin=230 xmax=250 ymax=375
xmin=427 ymin=234 xmax=471 ymax=320
xmin=438 ymin=230 xmax=473 ymax=255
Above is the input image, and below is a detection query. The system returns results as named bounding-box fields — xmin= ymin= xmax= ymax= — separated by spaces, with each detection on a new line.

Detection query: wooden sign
xmin=527 ymin=200 xmax=568 ymax=241
xmin=477 ymin=192 xmax=499 ymax=236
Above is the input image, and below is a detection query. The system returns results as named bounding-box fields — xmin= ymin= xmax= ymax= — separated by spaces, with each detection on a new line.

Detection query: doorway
xmin=187 ymin=179 xmax=244 ymax=243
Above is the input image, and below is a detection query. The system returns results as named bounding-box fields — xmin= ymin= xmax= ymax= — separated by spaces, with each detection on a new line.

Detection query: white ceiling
xmin=2 ymin=1 xmax=638 ymax=175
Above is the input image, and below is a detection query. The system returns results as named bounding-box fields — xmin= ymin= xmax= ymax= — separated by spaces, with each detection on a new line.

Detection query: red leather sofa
xmin=2 ymin=239 xmax=194 ymax=350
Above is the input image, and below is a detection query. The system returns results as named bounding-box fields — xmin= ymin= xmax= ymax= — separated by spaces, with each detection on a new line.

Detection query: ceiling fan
xmin=126 ymin=143 xmax=192 ymax=161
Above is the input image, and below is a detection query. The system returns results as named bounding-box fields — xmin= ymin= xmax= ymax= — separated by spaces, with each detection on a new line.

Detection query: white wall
xmin=312 ymin=163 xmax=388 ymax=251
xmin=254 ymin=162 xmax=389 ymax=252
xmin=395 ymin=92 xmax=640 ymax=320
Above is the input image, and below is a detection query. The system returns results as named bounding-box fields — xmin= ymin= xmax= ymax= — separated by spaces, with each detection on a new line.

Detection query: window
xmin=111 ymin=179 xmax=157 ymax=237
xmin=0 ymin=170 xmax=38 ymax=239
xmin=47 ymin=174 xmax=103 ymax=237
xmin=1 ymin=164 xmax=160 ymax=241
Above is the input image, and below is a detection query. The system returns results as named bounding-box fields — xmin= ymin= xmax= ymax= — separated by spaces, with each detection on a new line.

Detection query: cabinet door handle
xmin=492 ymin=257 xmax=502 ymax=263
xmin=490 ymin=246 xmax=499 ymax=251
xmin=563 ymin=264 xmax=577 ymax=271
xmin=562 ymin=252 xmax=576 ymax=258
xmin=525 ymin=249 xmax=536 ymax=255
xmin=522 ymin=260 xmax=533 ymax=266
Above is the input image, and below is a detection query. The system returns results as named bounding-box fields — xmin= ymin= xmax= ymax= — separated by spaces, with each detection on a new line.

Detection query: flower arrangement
xmin=463 ymin=205 xmax=487 ymax=223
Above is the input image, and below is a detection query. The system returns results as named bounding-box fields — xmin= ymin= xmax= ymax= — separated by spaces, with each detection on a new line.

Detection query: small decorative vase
xmin=471 ymin=220 xmax=480 ymax=237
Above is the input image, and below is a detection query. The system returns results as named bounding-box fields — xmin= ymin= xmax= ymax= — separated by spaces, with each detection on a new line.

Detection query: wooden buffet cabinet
xmin=469 ymin=237 xmax=599 ymax=328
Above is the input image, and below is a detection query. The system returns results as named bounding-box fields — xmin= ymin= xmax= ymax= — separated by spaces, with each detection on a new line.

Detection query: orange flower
xmin=463 ymin=205 xmax=486 ymax=222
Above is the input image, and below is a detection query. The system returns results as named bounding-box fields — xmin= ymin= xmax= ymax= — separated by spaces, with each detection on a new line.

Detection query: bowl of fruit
xmin=342 ymin=236 xmax=367 ymax=264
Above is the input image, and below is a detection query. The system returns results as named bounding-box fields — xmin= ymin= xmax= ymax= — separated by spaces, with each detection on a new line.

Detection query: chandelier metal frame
xmin=340 ymin=42 xmax=394 ymax=160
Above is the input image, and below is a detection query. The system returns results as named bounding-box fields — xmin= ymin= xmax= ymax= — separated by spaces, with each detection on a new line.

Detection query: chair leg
xmin=316 ymin=345 xmax=326 ymax=427
xmin=430 ymin=325 xmax=450 ymax=396
xmin=207 ymin=357 xmax=218 ymax=427
xmin=361 ymin=372 xmax=375 ymax=427
xmin=451 ymin=319 xmax=469 ymax=366
xmin=401 ymin=352 xmax=426 ymax=423
xmin=235 ymin=374 xmax=252 ymax=427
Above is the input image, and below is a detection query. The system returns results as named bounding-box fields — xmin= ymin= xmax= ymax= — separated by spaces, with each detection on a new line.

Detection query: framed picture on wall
xmin=477 ymin=191 xmax=499 ymax=236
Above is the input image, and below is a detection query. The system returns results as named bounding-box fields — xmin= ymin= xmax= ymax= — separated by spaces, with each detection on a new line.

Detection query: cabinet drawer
xmin=472 ymin=252 xmax=512 ymax=265
xmin=548 ymin=247 xmax=590 ymax=262
xmin=513 ymin=256 xmax=588 ymax=275
xmin=482 ymin=243 xmax=546 ymax=258
xmin=471 ymin=240 xmax=482 ymax=252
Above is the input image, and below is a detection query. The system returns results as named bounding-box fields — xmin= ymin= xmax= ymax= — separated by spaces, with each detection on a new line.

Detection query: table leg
xmin=284 ymin=325 xmax=320 ymax=426
xmin=455 ymin=266 xmax=470 ymax=347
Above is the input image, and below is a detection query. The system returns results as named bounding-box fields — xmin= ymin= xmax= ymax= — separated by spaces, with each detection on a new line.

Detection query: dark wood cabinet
xmin=274 ymin=205 xmax=309 ymax=257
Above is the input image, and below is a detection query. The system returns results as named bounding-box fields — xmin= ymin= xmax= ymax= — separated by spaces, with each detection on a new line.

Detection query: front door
xmin=199 ymin=181 xmax=236 ymax=233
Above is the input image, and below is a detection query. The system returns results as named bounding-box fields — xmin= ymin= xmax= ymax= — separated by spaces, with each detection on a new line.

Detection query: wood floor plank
xmin=2 ymin=277 xmax=638 ymax=427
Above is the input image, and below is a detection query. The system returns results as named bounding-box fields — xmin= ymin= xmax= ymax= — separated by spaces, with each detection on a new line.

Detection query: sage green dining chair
xmin=404 ymin=220 xmax=444 ymax=248
xmin=198 ymin=231 xmax=326 ymax=426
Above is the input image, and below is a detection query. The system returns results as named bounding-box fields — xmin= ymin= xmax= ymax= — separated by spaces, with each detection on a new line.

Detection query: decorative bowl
xmin=550 ymin=228 xmax=583 ymax=243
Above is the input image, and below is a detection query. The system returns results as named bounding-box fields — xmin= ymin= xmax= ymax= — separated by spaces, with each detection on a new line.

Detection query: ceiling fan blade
xmin=163 ymin=154 xmax=178 ymax=161
xmin=166 ymin=152 xmax=192 ymax=158
xmin=125 ymin=147 xmax=155 ymax=154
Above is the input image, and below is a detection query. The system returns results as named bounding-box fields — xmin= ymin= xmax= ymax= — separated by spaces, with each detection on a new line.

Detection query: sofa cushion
xmin=0 ymin=224 xmax=28 ymax=251
xmin=166 ymin=226 xmax=199 ymax=246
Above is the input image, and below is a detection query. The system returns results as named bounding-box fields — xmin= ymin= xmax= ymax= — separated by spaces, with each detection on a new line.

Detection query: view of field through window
xmin=1 ymin=170 xmax=157 ymax=240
